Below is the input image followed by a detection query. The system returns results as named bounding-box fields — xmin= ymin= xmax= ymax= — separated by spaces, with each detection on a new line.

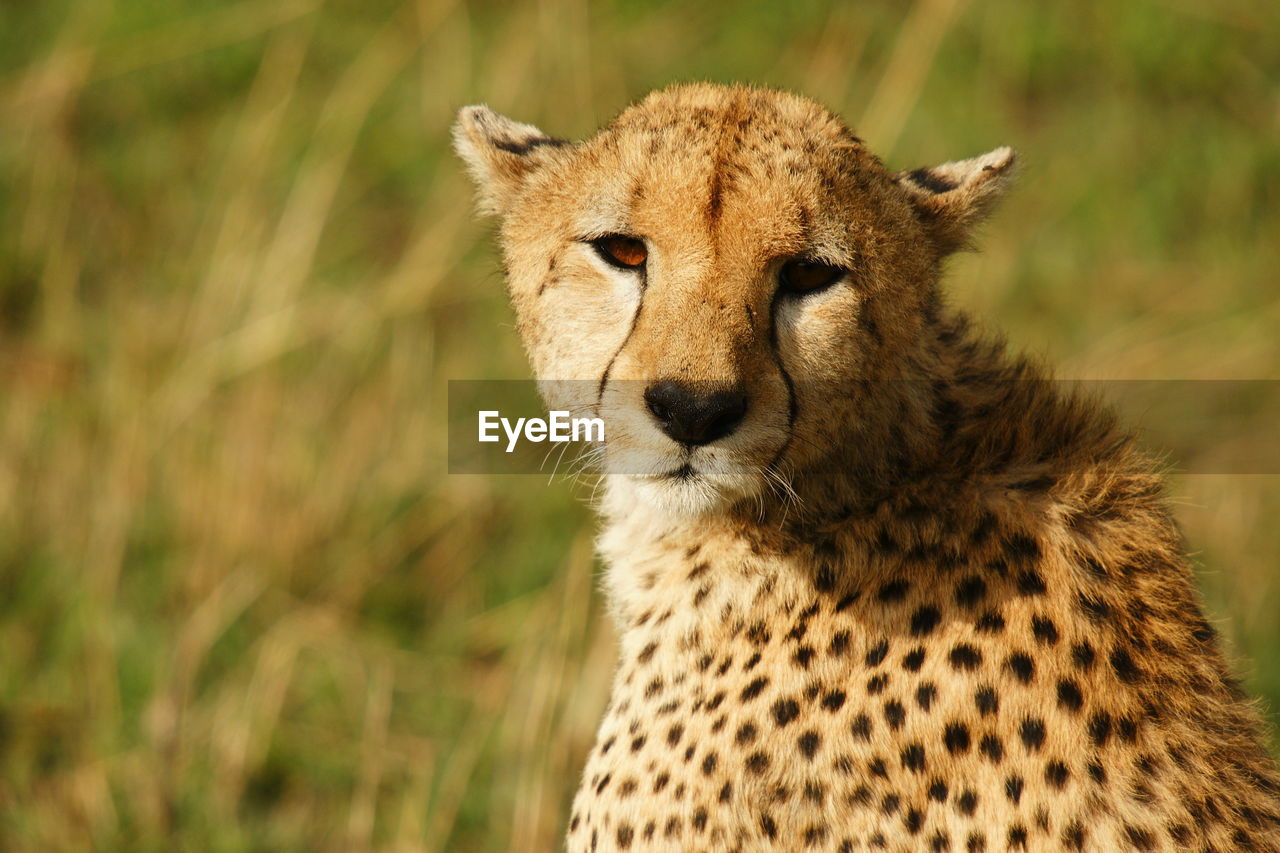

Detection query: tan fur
xmin=455 ymin=83 xmax=1280 ymax=852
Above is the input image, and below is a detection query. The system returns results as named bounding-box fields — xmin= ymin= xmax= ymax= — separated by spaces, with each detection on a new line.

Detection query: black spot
xmin=786 ymin=620 xmax=809 ymax=643
xmin=966 ymin=833 xmax=986 ymax=853
xmin=881 ymin=793 xmax=901 ymax=814
xmin=1063 ymin=822 xmax=1086 ymax=850
xmin=867 ymin=673 xmax=890 ymax=695
xmin=865 ymin=639 xmax=890 ymax=667
xmin=741 ymin=677 xmax=769 ymax=701
xmin=1016 ymin=570 xmax=1047 ymax=596
xmin=904 ymin=808 xmax=923 ymax=834
xmin=954 ymin=576 xmax=986 ymax=607
xmin=975 ymin=611 xmax=1006 ymax=633
xmin=652 ymin=772 xmax=669 ymax=792
xmin=701 ymin=752 xmax=718 ymax=775
xmin=901 ymin=743 xmax=927 ymax=772
xmin=975 ymin=686 xmax=999 ymax=716
xmin=1019 ymin=717 xmax=1046 ymax=751
xmin=637 ymin=641 xmax=658 ymax=663
xmin=798 ymin=730 xmax=821 ymax=759
xmin=868 ymin=757 xmax=888 ymax=778
xmin=1045 ymin=760 xmax=1070 ymax=788
xmin=1011 ymin=475 xmax=1055 ymax=492
xmin=979 ymin=735 xmax=1004 ymax=763
xmin=735 ymin=722 xmax=758 ymax=745
xmin=1071 ymin=641 xmax=1096 ymax=670
xmin=1005 ymin=653 xmax=1034 ymax=683
xmin=793 ymin=646 xmax=815 ymax=668
xmin=616 ymin=824 xmax=634 ymax=849
xmin=814 ymin=564 xmax=836 ymax=593
xmin=957 ymin=790 xmax=978 ymax=815
xmin=746 ymin=752 xmax=769 ymax=774
xmin=884 ymin=700 xmax=906 ymax=730
xmin=829 ymin=631 xmax=851 ymax=657
xmin=910 ymin=606 xmax=942 ymax=636
xmin=804 ymin=825 xmax=828 ymax=847
xmin=850 ymin=714 xmax=872 ymax=741
xmin=718 ymin=781 xmax=733 ymax=803
xmin=970 ymin=512 xmax=997 ymax=544
xmin=916 ymin=683 xmax=937 ymax=711
xmin=666 ymin=724 xmax=684 ymax=746
xmin=1003 ymin=534 xmax=1040 ymax=564
xmin=746 ymin=621 xmax=772 ymax=645
xmin=1005 ymin=775 xmax=1024 ymax=804
xmin=877 ymin=579 xmax=910 ymax=602
xmin=1057 ymin=679 xmax=1084 ymax=712
xmin=875 ymin=529 xmax=901 ymax=555
xmin=630 ymin=735 xmax=646 ymax=752
xmin=950 ymin=644 xmax=982 ymax=671
xmin=1110 ymin=648 xmax=1142 ymax=683
xmin=821 ymin=690 xmax=847 ymax=712
xmin=1082 ymin=556 xmax=1107 ymax=577
xmin=772 ymin=698 xmax=800 ymax=726
xmin=1031 ymin=615 xmax=1059 ymax=645
xmin=1191 ymin=620 xmax=1216 ymax=644
xmin=944 ymin=723 xmax=971 ymax=754
xmin=1078 ymin=593 xmax=1111 ymax=621
xmin=929 ymin=779 xmax=950 ymax=802
xmin=1118 ymin=716 xmax=1139 ymax=743
xmin=1088 ymin=762 xmax=1106 ymax=784
xmin=1008 ymin=824 xmax=1028 ymax=848
xmin=1124 ymin=825 xmax=1154 ymax=850
xmin=903 ymin=647 xmax=926 ymax=671
xmin=834 ymin=592 xmax=860 ymax=612
xmin=760 ymin=813 xmax=777 ymax=839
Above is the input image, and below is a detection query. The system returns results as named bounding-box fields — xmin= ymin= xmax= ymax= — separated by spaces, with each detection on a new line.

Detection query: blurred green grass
xmin=1 ymin=0 xmax=1278 ymax=849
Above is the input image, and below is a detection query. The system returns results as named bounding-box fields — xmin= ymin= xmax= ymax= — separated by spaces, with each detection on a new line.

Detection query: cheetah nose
xmin=643 ymin=380 xmax=749 ymax=447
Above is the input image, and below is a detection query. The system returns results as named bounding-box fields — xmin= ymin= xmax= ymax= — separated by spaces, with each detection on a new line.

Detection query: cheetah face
xmin=455 ymin=84 xmax=1013 ymax=515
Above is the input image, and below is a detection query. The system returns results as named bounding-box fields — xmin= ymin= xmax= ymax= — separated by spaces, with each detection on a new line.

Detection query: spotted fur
xmin=455 ymin=83 xmax=1280 ymax=852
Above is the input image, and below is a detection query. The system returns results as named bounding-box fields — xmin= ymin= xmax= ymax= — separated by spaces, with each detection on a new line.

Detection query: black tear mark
xmin=596 ymin=265 xmax=648 ymax=410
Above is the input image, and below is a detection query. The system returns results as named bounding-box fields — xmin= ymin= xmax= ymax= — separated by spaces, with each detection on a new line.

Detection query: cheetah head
xmin=454 ymin=83 xmax=1014 ymax=516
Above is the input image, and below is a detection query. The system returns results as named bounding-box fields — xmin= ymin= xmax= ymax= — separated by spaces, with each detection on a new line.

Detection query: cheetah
xmin=454 ymin=83 xmax=1280 ymax=851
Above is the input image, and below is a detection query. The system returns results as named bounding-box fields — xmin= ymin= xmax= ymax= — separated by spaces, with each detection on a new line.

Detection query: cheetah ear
xmin=453 ymin=105 xmax=569 ymax=216
xmin=896 ymin=147 xmax=1016 ymax=255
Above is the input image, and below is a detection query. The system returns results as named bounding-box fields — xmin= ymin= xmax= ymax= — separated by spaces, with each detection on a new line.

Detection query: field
xmin=1 ymin=0 xmax=1278 ymax=849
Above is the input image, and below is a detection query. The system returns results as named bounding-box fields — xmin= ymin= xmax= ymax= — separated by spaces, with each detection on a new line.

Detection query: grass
xmin=1 ymin=0 xmax=1277 ymax=849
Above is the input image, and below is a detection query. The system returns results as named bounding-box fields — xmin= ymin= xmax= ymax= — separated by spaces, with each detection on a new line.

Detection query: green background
xmin=1 ymin=0 xmax=1277 ymax=849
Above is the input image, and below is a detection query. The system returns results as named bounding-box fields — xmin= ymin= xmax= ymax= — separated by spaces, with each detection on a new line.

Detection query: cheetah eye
xmin=779 ymin=258 xmax=845 ymax=295
xmin=591 ymin=235 xmax=648 ymax=270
